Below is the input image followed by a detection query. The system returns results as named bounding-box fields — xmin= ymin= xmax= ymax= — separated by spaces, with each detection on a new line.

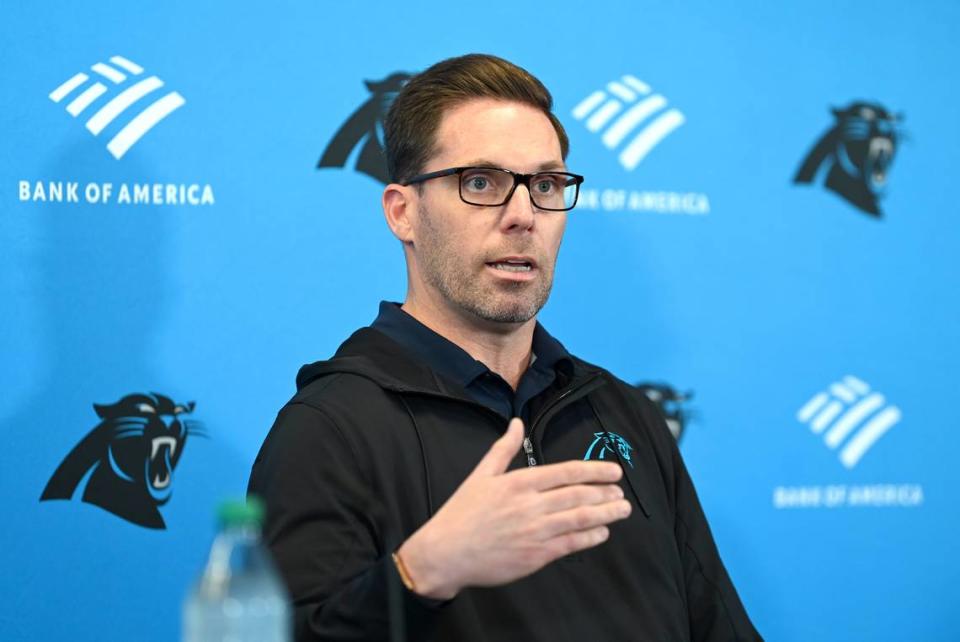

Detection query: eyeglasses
xmin=402 ymin=166 xmax=585 ymax=211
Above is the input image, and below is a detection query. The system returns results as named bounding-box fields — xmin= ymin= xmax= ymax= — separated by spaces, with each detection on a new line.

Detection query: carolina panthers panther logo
xmin=583 ymin=432 xmax=635 ymax=468
xmin=794 ymin=101 xmax=903 ymax=217
xmin=636 ymin=382 xmax=694 ymax=442
xmin=40 ymin=393 xmax=204 ymax=529
xmin=318 ymin=72 xmax=412 ymax=184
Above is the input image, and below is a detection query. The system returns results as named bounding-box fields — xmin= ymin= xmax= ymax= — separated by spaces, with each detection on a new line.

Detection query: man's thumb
xmin=470 ymin=417 xmax=524 ymax=478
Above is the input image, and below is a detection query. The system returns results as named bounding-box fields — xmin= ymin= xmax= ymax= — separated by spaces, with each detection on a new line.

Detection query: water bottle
xmin=183 ymin=498 xmax=291 ymax=642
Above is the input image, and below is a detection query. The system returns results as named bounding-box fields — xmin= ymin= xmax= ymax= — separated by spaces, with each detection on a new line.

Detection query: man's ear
xmin=382 ymin=183 xmax=416 ymax=244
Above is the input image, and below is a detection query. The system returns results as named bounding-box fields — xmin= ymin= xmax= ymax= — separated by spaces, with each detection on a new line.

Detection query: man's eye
xmin=464 ymin=175 xmax=490 ymax=191
xmin=471 ymin=177 xmax=488 ymax=190
xmin=535 ymin=176 xmax=565 ymax=194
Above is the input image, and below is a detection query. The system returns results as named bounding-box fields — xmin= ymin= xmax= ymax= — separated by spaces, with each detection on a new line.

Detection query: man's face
xmin=409 ymin=98 xmax=568 ymax=326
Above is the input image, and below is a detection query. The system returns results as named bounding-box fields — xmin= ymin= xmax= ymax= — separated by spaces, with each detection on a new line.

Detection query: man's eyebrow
xmin=459 ymin=159 xmax=568 ymax=172
xmin=534 ymin=161 xmax=567 ymax=172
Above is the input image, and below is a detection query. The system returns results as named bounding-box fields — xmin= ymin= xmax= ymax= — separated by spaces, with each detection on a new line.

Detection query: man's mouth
xmin=486 ymin=257 xmax=536 ymax=273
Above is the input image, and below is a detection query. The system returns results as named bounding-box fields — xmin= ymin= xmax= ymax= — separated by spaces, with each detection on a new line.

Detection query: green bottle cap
xmin=217 ymin=497 xmax=265 ymax=528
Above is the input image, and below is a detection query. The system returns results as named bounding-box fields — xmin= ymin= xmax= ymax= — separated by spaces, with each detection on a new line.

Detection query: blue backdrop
xmin=2 ymin=1 xmax=958 ymax=640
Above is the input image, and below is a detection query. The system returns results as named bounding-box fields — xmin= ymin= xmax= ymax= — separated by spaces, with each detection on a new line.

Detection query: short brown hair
xmin=384 ymin=53 xmax=570 ymax=184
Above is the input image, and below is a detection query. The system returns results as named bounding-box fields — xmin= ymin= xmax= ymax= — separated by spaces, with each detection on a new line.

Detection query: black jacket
xmin=248 ymin=327 xmax=761 ymax=641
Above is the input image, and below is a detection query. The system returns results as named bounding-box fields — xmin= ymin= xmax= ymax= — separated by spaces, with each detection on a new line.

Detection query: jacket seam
xmin=676 ymin=510 xmax=740 ymax=640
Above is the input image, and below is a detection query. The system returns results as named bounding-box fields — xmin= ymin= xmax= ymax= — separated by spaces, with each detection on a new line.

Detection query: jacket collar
xmin=296 ymin=326 xmax=600 ymax=401
xmin=370 ymin=301 xmax=575 ymax=393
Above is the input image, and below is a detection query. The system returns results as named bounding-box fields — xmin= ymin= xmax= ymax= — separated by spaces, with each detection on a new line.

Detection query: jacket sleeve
xmin=247 ymin=401 xmax=442 ymax=642
xmin=622 ymin=386 xmax=761 ymax=641
xmin=661 ymin=417 xmax=763 ymax=641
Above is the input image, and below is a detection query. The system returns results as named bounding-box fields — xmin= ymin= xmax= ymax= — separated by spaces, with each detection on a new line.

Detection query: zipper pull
xmin=522 ymin=436 xmax=537 ymax=467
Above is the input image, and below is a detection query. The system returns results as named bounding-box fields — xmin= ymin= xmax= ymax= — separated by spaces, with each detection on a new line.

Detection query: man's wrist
xmin=392 ymin=551 xmax=418 ymax=592
xmin=395 ymin=535 xmax=459 ymax=601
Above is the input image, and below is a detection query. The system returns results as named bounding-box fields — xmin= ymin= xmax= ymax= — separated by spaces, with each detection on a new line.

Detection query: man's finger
xmin=512 ymin=459 xmax=622 ymax=491
xmin=536 ymin=500 xmax=632 ymax=540
xmin=537 ymin=483 xmax=624 ymax=514
xmin=468 ymin=417 xmax=525 ymax=479
xmin=543 ymin=525 xmax=611 ymax=560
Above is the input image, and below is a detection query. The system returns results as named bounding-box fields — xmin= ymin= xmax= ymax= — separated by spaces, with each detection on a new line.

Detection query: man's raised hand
xmin=395 ymin=417 xmax=632 ymax=600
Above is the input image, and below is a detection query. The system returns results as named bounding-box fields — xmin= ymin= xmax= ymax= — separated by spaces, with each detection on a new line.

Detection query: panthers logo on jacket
xmin=583 ymin=431 xmax=635 ymax=467
xmin=40 ymin=393 xmax=204 ymax=529
xmin=793 ymin=101 xmax=903 ymax=217
xmin=317 ymin=72 xmax=412 ymax=184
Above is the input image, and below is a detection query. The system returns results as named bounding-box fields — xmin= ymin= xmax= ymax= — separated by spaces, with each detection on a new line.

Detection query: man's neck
xmin=401 ymin=297 xmax=535 ymax=391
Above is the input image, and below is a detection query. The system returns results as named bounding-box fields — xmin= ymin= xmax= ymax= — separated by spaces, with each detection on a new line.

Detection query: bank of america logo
xmin=49 ymin=55 xmax=186 ymax=160
xmin=797 ymin=375 xmax=901 ymax=469
xmin=572 ymin=75 xmax=685 ymax=171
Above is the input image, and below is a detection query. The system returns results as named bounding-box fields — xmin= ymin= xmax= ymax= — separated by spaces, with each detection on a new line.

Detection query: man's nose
xmin=499 ymin=184 xmax=536 ymax=232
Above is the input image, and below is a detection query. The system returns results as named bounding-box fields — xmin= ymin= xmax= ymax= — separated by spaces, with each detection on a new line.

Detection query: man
xmin=249 ymin=54 xmax=761 ymax=641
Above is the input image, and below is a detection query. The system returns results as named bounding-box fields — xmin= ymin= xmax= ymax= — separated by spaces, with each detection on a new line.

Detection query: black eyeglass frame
xmin=402 ymin=166 xmax=585 ymax=212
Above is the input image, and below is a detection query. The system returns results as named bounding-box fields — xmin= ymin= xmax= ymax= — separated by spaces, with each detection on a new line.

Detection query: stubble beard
xmin=417 ymin=204 xmax=554 ymax=324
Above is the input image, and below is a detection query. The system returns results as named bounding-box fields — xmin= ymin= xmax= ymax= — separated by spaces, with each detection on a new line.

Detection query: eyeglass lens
xmin=459 ymin=169 xmax=578 ymax=210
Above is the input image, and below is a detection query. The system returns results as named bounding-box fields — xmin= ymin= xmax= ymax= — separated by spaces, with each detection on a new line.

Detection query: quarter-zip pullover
xmin=248 ymin=325 xmax=762 ymax=641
